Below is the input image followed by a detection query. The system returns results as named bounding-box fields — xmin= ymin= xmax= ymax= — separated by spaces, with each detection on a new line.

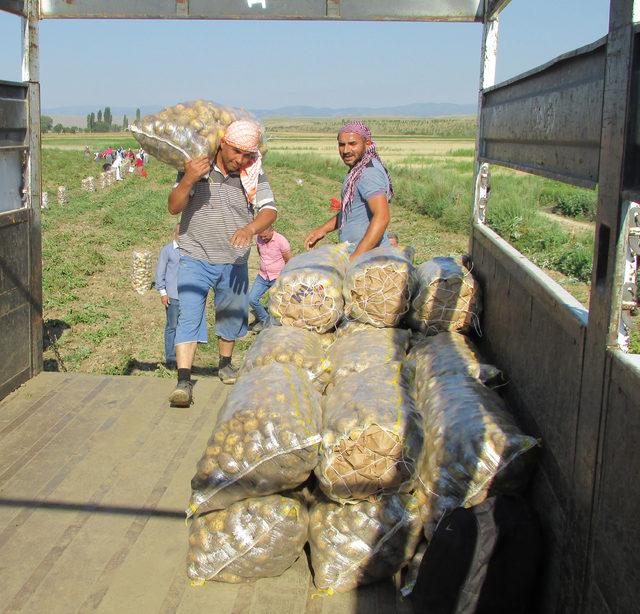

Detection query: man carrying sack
xmin=304 ymin=120 xmax=393 ymax=260
xmin=167 ymin=120 xmax=277 ymax=406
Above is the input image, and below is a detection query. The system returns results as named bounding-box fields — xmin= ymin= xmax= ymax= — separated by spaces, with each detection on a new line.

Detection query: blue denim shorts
xmin=175 ymin=255 xmax=249 ymax=344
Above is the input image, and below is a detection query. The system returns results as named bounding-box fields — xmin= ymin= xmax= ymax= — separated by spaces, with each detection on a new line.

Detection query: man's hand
xmin=230 ymin=226 xmax=253 ymax=248
xmin=304 ymin=228 xmax=326 ymax=250
xmin=183 ymin=156 xmax=210 ymax=184
xmin=161 ymin=295 xmax=170 ymax=307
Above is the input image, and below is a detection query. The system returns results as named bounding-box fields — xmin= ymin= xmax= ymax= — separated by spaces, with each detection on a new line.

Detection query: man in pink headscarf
xmin=304 ymin=120 xmax=393 ymax=260
xmin=166 ymin=119 xmax=277 ymax=404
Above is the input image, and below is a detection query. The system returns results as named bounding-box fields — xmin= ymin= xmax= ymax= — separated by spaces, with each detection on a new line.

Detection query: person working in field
xmin=155 ymin=224 xmax=180 ymax=370
xmin=304 ymin=120 xmax=393 ymax=259
xmin=167 ymin=120 xmax=277 ymax=406
xmin=248 ymin=225 xmax=292 ymax=333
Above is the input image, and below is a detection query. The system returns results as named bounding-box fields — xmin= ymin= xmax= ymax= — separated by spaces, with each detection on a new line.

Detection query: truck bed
xmin=0 ymin=372 xmax=412 ymax=614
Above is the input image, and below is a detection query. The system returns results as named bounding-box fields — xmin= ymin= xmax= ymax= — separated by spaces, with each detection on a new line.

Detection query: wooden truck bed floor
xmin=0 ymin=372 xmax=412 ymax=614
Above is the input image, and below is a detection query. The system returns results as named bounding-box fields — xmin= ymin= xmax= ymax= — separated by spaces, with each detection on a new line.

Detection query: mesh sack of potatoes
xmin=131 ymin=250 xmax=152 ymax=295
xmin=334 ymin=319 xmax=377 ymax=339
xmin=343 ymin=246 xmax=415 ymax=328
xmin=318 ymin=330 xmax=336 ymax=350
xmin=315 ymin=362 xmax=423 ymax=503
xmin=268 ymin=243 xmax=350 ymax=333
xmin=188 ymin=363 xmax=322 ymax=516
xmin=239 ymin=326 xmax=329 ymax=390
xmin=187 ymin=494 xmax=308 ymax=584
xmin=325 ymin=327 xmax=411 ymax=391
xmin=406 ymin=256 xmax=482 ymax=335
xmin=308 ymin=492 xmax=423 ymax=592
xmin=130 ymin=100 xmax=266 ymax=170
xmin=415 ymin=374 xmax=538 ymax=539
xmin=408 ymin=332 xmax=502 ymax=393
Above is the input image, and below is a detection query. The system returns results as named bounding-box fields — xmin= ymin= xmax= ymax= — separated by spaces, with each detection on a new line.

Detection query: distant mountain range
xmin=43 ymin=102 xmax=476 ymax=121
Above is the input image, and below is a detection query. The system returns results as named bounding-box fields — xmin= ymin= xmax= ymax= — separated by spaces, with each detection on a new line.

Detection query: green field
xmin=42 ymin=121 xmax=632 ymax=377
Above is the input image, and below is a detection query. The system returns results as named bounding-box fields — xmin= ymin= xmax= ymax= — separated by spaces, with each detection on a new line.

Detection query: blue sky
xmin=0 ymin=1 xmax=610 ymax=110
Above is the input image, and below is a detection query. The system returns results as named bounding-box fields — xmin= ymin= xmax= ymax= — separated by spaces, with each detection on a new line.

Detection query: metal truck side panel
xmin=471 ymin=223 xmax=588 ymax=612
xmin=588 ymin=351 xmax=640 ymax=614
xmin=39 ymin=0 xmax=485 ymax=21
xmin=480 ymin=39 xmax=606 ymax=188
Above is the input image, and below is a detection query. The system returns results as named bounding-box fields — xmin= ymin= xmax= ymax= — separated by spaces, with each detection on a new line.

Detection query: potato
xmin=188 ymin=364 xmax=322 ymax=515
xmin=343 ymin=246 xmax=415 ymax=327
xmin=130 ymin=99 xmax=267 ymax=170
xmin=239 ymin=326 xmax=328 ymax=390
xmin=315 ymin=362 xmax=423 ymax=503
xmin=308 ymin=493 xmax=422 ymax=592
xmin=269 ymin=244 xmax=349 ymax=333
xmin=407 ymin=331 xmax=501 ymax=392
xmin=325 ymin=327 xmax=411 ymax=387
xmin=406 ymin=256 xmax=482 ymax=335
xmin=414 ymin=374 xmax=538 ymax=540
xmin=187 ymin=494 xmax=308 ymax=583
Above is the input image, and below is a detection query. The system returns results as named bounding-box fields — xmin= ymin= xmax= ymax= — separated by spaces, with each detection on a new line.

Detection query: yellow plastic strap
xmin=190 ymin=579 xmax=206 ymax=587
xmin=311 ymin=587 xmax=334 ymax=599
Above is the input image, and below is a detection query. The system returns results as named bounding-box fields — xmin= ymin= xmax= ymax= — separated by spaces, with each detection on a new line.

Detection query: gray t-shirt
xmin=338 ymin=158 xmax=391 ymax=253
xmin=176 ymin=165 xmax=276 ymax=265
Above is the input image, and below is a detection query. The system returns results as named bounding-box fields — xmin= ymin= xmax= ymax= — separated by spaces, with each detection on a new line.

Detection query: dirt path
xmin=541 ymin=210 xmax=593 ymax=233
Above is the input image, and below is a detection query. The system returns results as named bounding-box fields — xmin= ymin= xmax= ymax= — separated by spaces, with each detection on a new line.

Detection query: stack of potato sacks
xmin=184 ymin=246 xmax=342 ymax=584
xmin=185 ymin=243 xmax=539 ymax=593
xmin=296 ymin=246 xmax=422 ymax=592
xmin=185 ymin=357 xmax=323 ymax=584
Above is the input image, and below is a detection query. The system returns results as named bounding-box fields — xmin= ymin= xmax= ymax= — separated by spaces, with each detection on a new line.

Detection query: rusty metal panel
xmin=470 ymin=223 xmax=588 ymax=612
xmin=528 ymin=466 xmax=567 ymax=613
xmin=485 ymin=0 xmax=511 ymax=19
xmin=0 ymin=150 xmax=23 ymax=213
xmin=0 ymin=0 xmax=24 ymax=16
xmin=624 ymin=30 xmax=640 ymax=192
xmin=337 ymin=0 xmax=481 ymax=21
xmin=0 ymin=81 xmax=28 ymax=148
xmin=480 ymin=38 xmax=606 ymax=188
xmin=471 ymin=224 xmax=587 ymax=502
xmin=588 ymin=351 xmax=640 ymax=614
xmin=39 ymin=0 xmax=483 ymax=20
xmin=0 ymin=208 xmax=32 ymax=399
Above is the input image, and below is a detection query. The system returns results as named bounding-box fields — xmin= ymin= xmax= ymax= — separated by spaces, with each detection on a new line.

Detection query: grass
xmin=264 ymin=116 xmax=477 ymax=138
xmin=40 ymin=138 xmax=471 ymax=376
xmin=41 ymin=120 xmax=638 ymax=374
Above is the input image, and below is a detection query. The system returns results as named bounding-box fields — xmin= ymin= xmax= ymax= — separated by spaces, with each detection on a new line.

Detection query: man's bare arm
xmin=230 ymin=208 xmax=278 ymax=248
xmin=304 ymin=214 xmax=339 ymax=250
xmin=167 ymin=156 xmax=210 ymax=215
xmin=349 ymin=195 xmax=390 ymax=261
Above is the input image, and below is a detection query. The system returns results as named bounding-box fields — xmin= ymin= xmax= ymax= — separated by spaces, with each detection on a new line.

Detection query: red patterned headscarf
xmin=338 ymin=121 xmax=394 ymax=222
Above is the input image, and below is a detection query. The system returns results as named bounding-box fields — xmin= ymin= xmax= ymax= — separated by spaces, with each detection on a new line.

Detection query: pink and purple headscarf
xmin=338 ymin=120 xmax=394 ymax=220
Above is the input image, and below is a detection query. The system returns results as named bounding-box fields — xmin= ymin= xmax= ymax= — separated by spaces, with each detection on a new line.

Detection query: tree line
xmin=40 ymin=107 xmax=141 ymax=133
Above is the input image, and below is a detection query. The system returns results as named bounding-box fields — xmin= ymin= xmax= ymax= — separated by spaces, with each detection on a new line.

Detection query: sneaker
xmin=218 ymin=364 xmax=238 ymax=385
xmin=169 ymin=380 xmax=193 ymax=407
xmin=252 ymin=320 xmax=267 ymax=333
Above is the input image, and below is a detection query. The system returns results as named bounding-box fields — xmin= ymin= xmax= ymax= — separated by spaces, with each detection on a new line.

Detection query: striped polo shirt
xmin=176 ymin=165 xmax=277 ymax=265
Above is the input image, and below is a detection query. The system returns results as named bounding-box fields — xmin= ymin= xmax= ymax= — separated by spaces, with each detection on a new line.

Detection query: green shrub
xmin=538 ymin=183 xmax=597 ymax=219
xmin=552 ymin=192 xmax=596 ymax=219
xmin=550 ymin=242 xmax=593 ymax=282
